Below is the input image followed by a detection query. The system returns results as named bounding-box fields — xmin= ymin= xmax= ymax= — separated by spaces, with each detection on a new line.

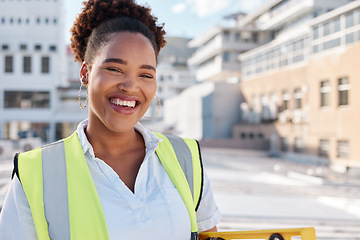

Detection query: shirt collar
xmin=76 ymin=119 xmax=162 ymax=159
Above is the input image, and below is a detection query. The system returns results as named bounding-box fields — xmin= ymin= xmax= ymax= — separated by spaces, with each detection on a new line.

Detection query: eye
xmin=106 ymin=67 xmax=122 ymax=73
xmin=140 ymin=74 xmax=154 ymax=79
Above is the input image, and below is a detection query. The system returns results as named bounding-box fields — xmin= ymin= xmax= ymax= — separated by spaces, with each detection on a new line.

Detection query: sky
xmin=63 ymin=0 xmax=267 ymax=43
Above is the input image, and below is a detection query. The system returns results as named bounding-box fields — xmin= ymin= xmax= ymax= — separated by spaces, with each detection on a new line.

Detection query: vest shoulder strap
xmin=153 ymin=132 xmax=203 ymax=234
xmin=16 ymin=132 xmax=109 ymax=240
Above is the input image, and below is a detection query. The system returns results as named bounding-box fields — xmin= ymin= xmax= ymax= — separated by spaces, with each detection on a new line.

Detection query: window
xmin=223 ymin=31 xmax=230 ymax=42
xmin=320 ymin=80 xmax=330 ymax=107
xmin=35 ymin=44 xmax=42 ymax=51
xmin=337 ymin=140 xmax=349 ymax=159
xmin=346 ymin=33 xmax=355 ymax=44
xmin=20 ymin=44 xmax=27 ymax=51
xmin=282 ymin=90 xmax=290 ymax=111
xmin=249 ymin=132 xmax=254 ymax=139
xmin=313 ymin=45 xmax=319 ymax=54
xmin=53 ymin=18 xmax=57 ymax=24
xmin=294 ymin=137 xmax=303 ymax=153
xmin=293 ymin=54 xmax=304 ymax=63
xmin=252 ymin=32 xmax=258 ymax=43
xmin=41 ymin=56 xmax=50 ymax=73
xmin=319 ymin=139 xmax=329 ymax=157
xmin=4 ymin=91 xmax=50 ymax=109
xmin=280 ymin=137 xmax=288 ymax=152
xmin=293 ymin=39 xmax=304 ymax=51
xmin=23 ymin=56 xmax=31 ymax=73
xmin=240 ymin=132 xmax=246 ymax=139
xmin=49 ymin=45 xmax=57 ymax=52
xmin=334 ymin=17 xmax=341 ymax=32
xmin=2 ymin=44 xmax=9 ymax=50
xmin=261 ymin=94 xmax=270 ymax=120
xmin=294 ymin=88 xmax=302 ymax=109
xmin=222 ymin=52 xmax=230 ymax=62
xmin=323 ymin=22 xmax=330 ymax=36
xmin=323 ymin=38 xmax=341 ymax=50
xmin=313 ymin=26 xmax=319 ymax=39
xmin=338 ymin=77 xmax=349 ymax=106
xmin=36 ymin=17 xmax=41 ymax=24
xmin=345 ymin=12 xmax=354 ymax=28
xmin=5 ymin=56 xmax=13 ymax=73
xmin=234 ymin=32 xmax=240 ymax=42
xmin=258 ymin=133 xmax=264 ymax=139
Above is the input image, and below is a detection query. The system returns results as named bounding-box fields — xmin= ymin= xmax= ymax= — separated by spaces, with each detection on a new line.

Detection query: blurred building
xmin=165 ymin=81 xmax=242 ymax=139
xmin=188 ymin=16 xmax=271 ymax=82
xmin=236 ymin=0 xmax=359 ymax=172
xmin=0 ymin=0 xmax=64 ymax=146
xmin=55 ymin=47 xmax=86 ymax=140
xmin=0 ymin=0 xmax=87 ymax=148
xmin=166 ymin=14 xmax=271 ymax=139
xmin=143 ymin=36 xmax=196 ymax=125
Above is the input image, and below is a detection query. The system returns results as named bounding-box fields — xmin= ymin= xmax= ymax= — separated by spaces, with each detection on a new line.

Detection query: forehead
xmin=101 ymin=32 xmax=156 ymax=61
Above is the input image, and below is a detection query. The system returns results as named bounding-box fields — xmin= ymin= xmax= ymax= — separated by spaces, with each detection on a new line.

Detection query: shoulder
xmin=12 ymin=139 xmax=65 ymax=182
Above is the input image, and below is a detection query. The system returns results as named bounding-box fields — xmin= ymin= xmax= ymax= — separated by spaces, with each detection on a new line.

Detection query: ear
xmin=80 ymin=62 xmax=90 ymax=85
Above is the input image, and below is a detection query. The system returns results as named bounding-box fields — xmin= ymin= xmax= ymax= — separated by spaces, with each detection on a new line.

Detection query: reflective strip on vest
xmin=42 ymin=142 xmax=70 ymax=240
xmin=163 ymin=134 xmax=194 ymax=200
xmin=154 ymin=132 xmax=202 ymax=235
xmin=18 ymin=132 xmax=109 ymax=240
xmin=18 ymin=131 xmax=202 ymax=239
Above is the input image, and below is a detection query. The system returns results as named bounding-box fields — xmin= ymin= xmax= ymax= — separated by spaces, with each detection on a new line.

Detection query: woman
xmin=0 ymin=0 xmax=221 ymax=239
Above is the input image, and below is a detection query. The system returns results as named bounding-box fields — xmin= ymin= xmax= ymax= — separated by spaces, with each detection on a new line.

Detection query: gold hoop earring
xmin=143 ymin=95 xmax=161 ymax=119
xmin=79 ymin=82 xmax=88 ymax=109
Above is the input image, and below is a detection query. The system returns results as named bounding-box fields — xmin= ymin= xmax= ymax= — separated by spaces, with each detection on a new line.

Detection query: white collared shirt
xmin=0 ymin=119 xmax=221 ymax=240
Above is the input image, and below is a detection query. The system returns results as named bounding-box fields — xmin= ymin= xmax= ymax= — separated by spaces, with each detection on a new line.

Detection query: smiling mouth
xmin=110 ymin=98 xmax=138 ymax=108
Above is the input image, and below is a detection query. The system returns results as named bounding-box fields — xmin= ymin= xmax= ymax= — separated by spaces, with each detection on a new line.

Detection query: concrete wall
xmin=164 ymin=82 xmax=242 ymax=140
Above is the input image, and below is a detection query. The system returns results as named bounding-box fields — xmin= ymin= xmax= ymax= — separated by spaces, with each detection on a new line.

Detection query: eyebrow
xmin=103 ymin=58 xmax=156 ymax=72
xmin=140 ymin=64 xmax=156 ymax=72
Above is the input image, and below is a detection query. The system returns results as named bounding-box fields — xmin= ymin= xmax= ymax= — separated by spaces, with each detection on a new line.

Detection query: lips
xmin=110 ymin=98 xmax=137 ymax=108
xmin=108 ymin=95 xmax=141 ymax=115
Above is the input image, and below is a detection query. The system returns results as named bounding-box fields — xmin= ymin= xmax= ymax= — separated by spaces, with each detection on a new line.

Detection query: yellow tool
xmin=199 ymin=227 xmax=316 ymax=240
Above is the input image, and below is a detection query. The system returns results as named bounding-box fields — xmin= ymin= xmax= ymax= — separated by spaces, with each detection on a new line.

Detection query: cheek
xmin=147 ymin=81 xmax=157 ymax=99
xmin=87 ymin=80 xmax=106 ymax=104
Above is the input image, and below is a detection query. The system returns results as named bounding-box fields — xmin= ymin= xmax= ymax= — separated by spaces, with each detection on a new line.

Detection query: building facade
xmin=236 ymin=0 xmax=359 ymax=171
xmin=169 ymin=16 xmax=270 ymax=140
xmin=0 ymin=0 xmax=87 ymax=148
xmin=146 ymin=36 xmax=196 ymax=122
xmin=188 ymin=23 xmax=271 ymax=82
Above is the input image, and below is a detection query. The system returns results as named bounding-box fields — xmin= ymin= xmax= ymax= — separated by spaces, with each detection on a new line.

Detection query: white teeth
xmin=111 ymin=99 xmax=136 ymax=108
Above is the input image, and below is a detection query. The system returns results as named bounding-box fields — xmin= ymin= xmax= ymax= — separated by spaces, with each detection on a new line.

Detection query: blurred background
xmin=0 ymin=0 xmax=359 ymax=239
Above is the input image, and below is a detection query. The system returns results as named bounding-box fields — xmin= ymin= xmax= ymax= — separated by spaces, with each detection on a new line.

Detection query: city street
xmin=1 ymin=148 xmax=360 ymax=239
xmin=201 ymin=147 xmax=360 ymax=240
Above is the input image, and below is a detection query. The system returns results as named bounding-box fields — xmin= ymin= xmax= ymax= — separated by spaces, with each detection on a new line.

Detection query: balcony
xmin=195 ymin=57 xmax=223 ymax=81
xmin=188 ymin=36 xmax=222 ymax=66
xmin=257 ymin=0 xmax=313 ymax=30
xmin=188 ymin=33 xmax=259 ymax=66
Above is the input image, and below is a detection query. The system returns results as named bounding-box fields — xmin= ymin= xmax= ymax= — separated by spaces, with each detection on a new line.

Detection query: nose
xmin=118 ymin=74 xmax=139 ymax=93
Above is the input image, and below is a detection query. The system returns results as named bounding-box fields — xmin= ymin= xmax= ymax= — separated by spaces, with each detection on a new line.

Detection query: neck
xmin=85 ymin=119 xmax=142 ymax=158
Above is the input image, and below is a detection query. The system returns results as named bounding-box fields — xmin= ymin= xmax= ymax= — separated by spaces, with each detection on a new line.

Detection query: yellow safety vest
xmin=15 ymin=131 xmax=203 ymax=240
